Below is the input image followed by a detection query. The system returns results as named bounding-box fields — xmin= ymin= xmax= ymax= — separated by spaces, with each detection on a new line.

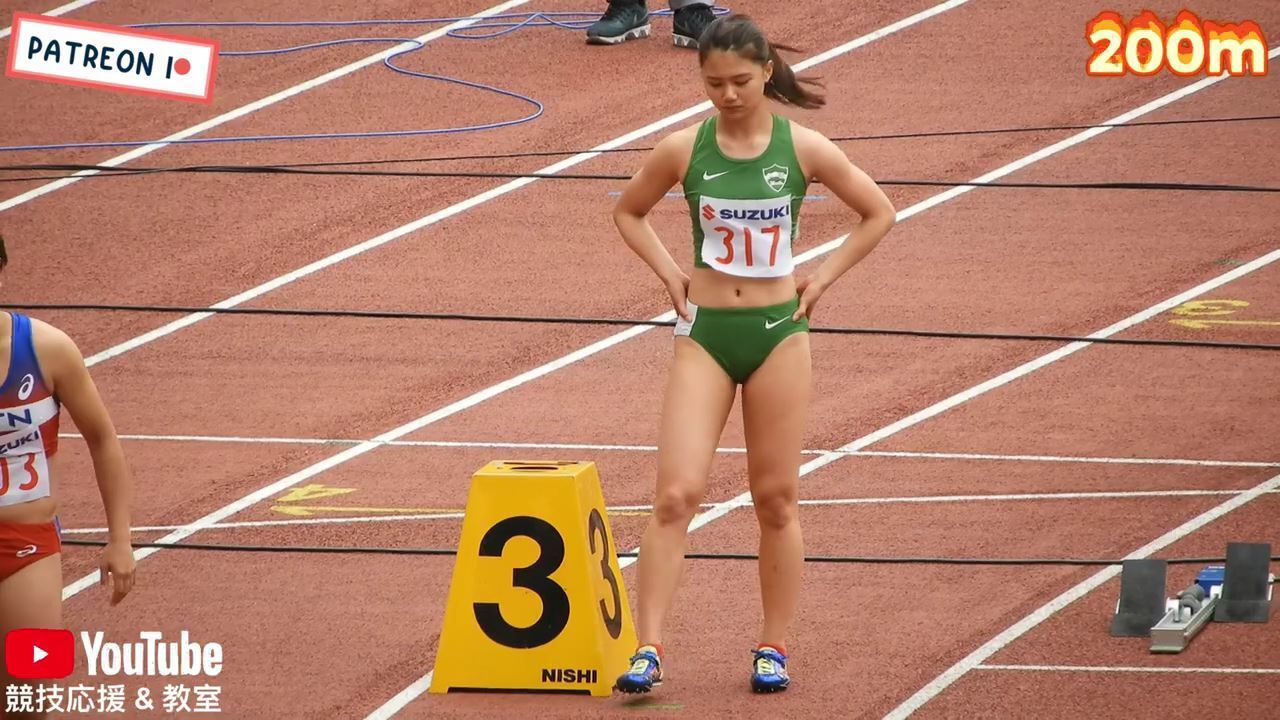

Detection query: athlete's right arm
xmin=613 ymin=131 xmax=694 ymax=321
xmin=38 ymin=322 xmax=137 ymax=605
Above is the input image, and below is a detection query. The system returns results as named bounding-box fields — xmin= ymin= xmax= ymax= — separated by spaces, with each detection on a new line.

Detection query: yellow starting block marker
xmin=429 ymin=461 xmax=637 ymax=697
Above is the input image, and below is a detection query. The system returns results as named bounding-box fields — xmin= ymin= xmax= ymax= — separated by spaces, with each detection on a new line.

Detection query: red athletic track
xmin=2 ymin=0 xmax=1277 ymax=718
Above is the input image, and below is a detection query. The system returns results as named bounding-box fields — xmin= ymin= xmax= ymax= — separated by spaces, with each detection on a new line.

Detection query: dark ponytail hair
xmin=697 ymin=14 xmax=825 ymax=110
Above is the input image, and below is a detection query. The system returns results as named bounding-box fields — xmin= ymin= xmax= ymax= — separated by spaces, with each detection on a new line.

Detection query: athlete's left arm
xmin=792 ymin=129 xmax=897 ymax=320
xmin=39 ymin=322 xmax=136 ymax=605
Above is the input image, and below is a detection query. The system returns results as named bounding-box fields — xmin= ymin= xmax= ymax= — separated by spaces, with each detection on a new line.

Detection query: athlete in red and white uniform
xmin=0 ymin=311 xmax=65 ymax=568
xmin=0 ymin=236 xmax=136 ymax=718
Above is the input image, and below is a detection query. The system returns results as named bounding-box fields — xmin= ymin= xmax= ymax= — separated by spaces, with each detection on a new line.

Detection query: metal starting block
xmin=1149 ymin=582 xmax=1219 ymax=653
xmin=1111 ymin=543 xmax=1274 ymax=654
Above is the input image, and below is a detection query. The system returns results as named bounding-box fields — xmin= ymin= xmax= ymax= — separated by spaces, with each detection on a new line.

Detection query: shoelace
xmin=602 ymin=4 xmax=635 ymax=21
xmin=755 ymin=654 xmax=784 ymax=676
xmin=629 ymin=655 xmax=655 ymax=675
xmin=681 ymin=6 xmax=715 ymax=23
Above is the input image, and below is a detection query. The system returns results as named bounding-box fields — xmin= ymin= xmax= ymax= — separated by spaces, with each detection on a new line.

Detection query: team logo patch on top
xmin=762 ymin=164 xmax=789 ymax=192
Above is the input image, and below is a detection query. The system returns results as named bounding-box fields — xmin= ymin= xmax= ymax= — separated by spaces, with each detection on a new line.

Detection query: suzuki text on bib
xmin=1086 ymin=10 xmax=1268 ymax=77
xmin=5 ymin=12 xmax=219 ymax=102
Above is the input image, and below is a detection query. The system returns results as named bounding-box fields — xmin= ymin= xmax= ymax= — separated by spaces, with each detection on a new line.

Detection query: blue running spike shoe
xmin=615 ymin=646 xmax=663 ymax=693
xmin=750 ymin=646 xmax=790 ymax=693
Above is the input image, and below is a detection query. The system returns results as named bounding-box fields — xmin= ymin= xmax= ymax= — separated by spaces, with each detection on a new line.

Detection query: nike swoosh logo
xmin=703 ymin=170 xmax=730 ymax=181
xmin=764 ymin=318 xmax=789 ymax=329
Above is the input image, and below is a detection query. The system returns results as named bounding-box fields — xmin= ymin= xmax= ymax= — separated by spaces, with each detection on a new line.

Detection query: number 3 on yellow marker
xmin=588 ymin=508 xmax=624 ymax=641
xmin=430 ymin=461 xmax=637 ymax=697
xmin=472 ymin=516 xmax=571 ymax=649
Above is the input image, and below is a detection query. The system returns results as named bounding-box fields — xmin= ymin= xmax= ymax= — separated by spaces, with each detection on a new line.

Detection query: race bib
xmin=0 ymin=400 xmax=56 ymax=506
xmin=698 ymin=195 xmax=794 ymax=278
xmin=0 ymin=450 xmax=50 ymax=506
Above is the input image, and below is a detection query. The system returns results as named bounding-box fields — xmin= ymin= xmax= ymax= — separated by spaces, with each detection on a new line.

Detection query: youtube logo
xmin=5 ymin=629 xmax=74 ymax=679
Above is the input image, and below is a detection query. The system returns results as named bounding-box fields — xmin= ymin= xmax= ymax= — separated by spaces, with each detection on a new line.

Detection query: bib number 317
xmin=699 ymin=195 xmax=794 ymax=277
xmin=473 ymin=512 xmax=624 ymax=649
xmin=710 ymin=225 xmax=783 ymax=269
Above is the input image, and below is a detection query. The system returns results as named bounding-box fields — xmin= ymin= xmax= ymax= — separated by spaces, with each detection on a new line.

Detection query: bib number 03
xmin=472 ymin=511 xmax=625 ymax=649
xmin=0 ymin=455 xmax=41 ymax=497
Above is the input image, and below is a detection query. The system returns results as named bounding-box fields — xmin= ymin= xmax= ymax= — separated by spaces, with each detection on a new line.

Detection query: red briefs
xmin=0 ymin=520 xmax=61 ymax=584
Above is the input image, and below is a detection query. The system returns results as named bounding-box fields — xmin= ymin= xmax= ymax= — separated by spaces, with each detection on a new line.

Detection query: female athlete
xmin=610 ymin=14 xmax=896 ymax=694
xmin=0 ymin=235 xmax=137 ymax=718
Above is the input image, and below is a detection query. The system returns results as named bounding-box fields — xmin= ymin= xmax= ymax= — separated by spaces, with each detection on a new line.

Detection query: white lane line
xmin=976 ymin=665 xmax=1280 ymax=675
xmin=852 ymin=450 xmax=1280 ymax=469
xmin=58 ymin=487 xmax=1277 ymax=535
xmin=884 ymin=471 xmax=1280 ymax=718
xmin=57 ymin=432 xmax=1280 ymax=468
xmin=0 ymin=0 xmax=98 ymax=40
xmin=62 ymin=513 xmax=468 ymax=534
xmin=0 ymin=0 xmax=533 ymax=214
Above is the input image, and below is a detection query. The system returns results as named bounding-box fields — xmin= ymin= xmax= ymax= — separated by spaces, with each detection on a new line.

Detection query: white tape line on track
xmin=0 ymin=0 xmax=98 ymax=40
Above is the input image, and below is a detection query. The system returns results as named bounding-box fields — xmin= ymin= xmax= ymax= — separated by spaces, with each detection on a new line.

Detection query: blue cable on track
xmin=0 ymin=9 xmax=728 ymax=154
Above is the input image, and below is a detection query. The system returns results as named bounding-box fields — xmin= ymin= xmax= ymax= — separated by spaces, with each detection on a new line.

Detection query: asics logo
xmin=702 ymin=170 xmax=730 ymax=181
xmin=18 ymin=374 xmax=34 ymax=401
xmin=16 ymin=545 xmax=38 ymax=558
xmin=764 ymin=317 xmax=789 ymax=329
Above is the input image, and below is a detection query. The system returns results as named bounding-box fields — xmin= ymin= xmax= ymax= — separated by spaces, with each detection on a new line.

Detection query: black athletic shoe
xmin=672 ymin=4 xmax=715 ymax=48
xmin=586 ymin=1 xmax=651 ymax=45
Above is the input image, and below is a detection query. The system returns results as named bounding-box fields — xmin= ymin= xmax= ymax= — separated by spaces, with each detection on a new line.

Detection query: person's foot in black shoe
xmin=671 ymin=3 xmax=714 ymax=48
xmin=586 ymin=1 xmax=651 ymax=45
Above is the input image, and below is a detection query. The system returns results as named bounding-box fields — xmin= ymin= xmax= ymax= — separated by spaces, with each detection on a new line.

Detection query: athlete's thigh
xmin=655 ymin=337 xmax=737 ymax=494
xmin=0 ymin=554 xmax=63 ymax=631
xmin=1 ymin=554 xmax=64 ymax=716
xmin=741 ymin=332 xmax=812 ymax=493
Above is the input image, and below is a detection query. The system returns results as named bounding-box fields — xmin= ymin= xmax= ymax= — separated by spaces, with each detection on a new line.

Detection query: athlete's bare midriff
xmin=0 ymin=496 xmax=57 ymax=524
xmin=688 ymin=266 xmax=798 ymax=308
